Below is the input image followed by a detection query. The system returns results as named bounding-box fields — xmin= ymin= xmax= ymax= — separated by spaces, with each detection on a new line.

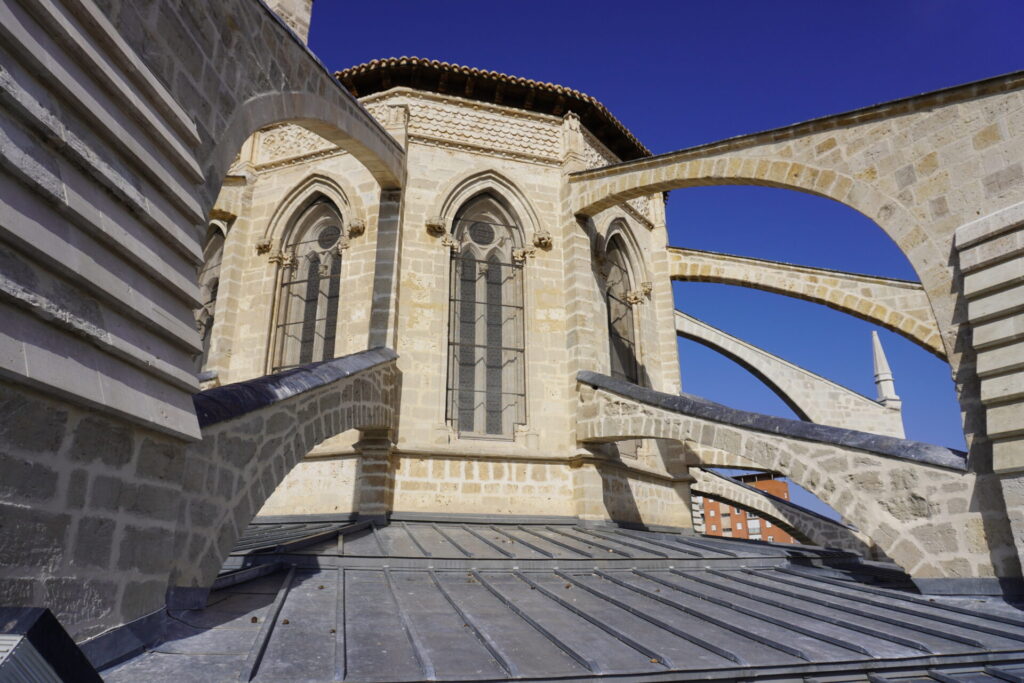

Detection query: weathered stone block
xmin=70 ymin=416 xmax=132 ymax=467
xmin=0 ymin=452 xmax=58 ymax=501
xmin=136 ymin=438 xmax=186 ymax=483
xmin=73 ymin=517 xmax=115 ymax=568
xmin=0 ymin=384 xmax=68 ymax=453
xmin=118 ymin=526 xmax=173 ymax=574
xmin=0 ymin=505 xmax=68 ymax=571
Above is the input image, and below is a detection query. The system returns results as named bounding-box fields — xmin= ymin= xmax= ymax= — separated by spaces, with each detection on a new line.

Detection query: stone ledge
xmin=577 ymin=371 xmax=967 ymax=471
xmin=193 ymin=347 xmax=397 ymax=428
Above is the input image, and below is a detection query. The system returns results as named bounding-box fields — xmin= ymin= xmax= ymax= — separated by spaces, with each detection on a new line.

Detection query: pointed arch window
xmin=273 ymin=199 xmax=343 ymax=372
xmin=605 ymin=234 xmax=640 ymax=384
xmin=447 ymin=193 xmax=526 ymax=437
xmin=195 ymin=223 xmax=225 ymax=373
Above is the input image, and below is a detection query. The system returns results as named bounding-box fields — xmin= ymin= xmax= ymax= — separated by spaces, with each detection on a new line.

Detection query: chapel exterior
xmin=200 ymin=58 xmax=694 ymax=530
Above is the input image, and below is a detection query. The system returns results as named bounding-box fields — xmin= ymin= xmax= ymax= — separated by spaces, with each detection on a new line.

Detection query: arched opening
xmin=446 ymin=192 xmax=526 ymax=437
xmin=669 ymin=185 xmax=965 ymax=449
xmin=669 ymin=185 xmax=968 ymax=544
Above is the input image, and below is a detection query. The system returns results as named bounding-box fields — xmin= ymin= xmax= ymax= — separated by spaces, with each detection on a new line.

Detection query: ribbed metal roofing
xmin=336 ymin=57 xmax=652 ymax=162
xmin=103 ymin=519 xmax=1024 ymax=682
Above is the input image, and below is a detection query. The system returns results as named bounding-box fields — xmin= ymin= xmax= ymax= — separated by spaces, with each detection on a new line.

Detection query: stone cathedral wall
xmin=217 ymin=91 xmax=687 ymax=528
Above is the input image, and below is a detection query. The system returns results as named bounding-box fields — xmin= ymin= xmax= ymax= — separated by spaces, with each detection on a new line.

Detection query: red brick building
xmin=692 ymin=472 xmax=796 ymax=544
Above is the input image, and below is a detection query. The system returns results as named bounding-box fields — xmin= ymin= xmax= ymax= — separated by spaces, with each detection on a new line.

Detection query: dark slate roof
xmin=104 ymin=519 xmax=1024 ymax=682
xmin=336 ymin=57 xmax=652 ymax=162
xmin=578 ymin=370 xmax=969 ymax=470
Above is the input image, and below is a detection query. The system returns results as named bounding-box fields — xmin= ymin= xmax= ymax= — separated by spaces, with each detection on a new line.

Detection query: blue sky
xmin=308 ymin=2 xmax=1023 ymax=519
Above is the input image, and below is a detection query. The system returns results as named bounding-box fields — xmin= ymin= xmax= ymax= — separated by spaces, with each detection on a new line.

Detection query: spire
xmin=872 ymin=331 xmax=901 ymax=409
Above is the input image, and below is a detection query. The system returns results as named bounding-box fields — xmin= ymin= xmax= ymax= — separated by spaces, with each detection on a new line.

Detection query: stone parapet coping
xmin=577 ymin=371 xmax=967 ymax=471
xmin=193 ymin=347 xmax=398 ymax=428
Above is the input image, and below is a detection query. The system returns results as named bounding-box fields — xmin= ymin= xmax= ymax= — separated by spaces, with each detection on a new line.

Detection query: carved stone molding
xmin=512 ymin=246 xmax=536 ymax=262
xmin=532 ymin=229 xmax=553 ymax=250
xmin=256 ymin=124 xmax=334 ymax=166
xmin=440 ymin=234 xmax=458 ymax=252
xmin=347 ymin=219 xmax=366 ymax=238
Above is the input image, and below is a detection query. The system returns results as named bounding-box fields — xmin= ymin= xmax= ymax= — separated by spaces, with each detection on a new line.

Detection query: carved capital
xmin=425 ymin=216 xmax=446 ymax=237
xmin=440 ymin=234 xmax=458 ymax=252
xmin=512 ymin=246 xmax=536 ymax=262
xmin=347 ymin=219 xmax=366 ymax=238
xmin=625 ymin=290 xmax=644 ymax=306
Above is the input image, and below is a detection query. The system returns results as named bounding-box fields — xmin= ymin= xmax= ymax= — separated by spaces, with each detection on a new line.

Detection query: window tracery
xmin=446 ymin=193 xmax=526 ymax=437
xmin=273 ymin=199 xmax=344 ymax=372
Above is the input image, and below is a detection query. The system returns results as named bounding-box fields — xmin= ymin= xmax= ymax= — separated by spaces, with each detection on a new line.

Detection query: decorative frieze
xmin=255 ymin=124 xmax=339 ymax=168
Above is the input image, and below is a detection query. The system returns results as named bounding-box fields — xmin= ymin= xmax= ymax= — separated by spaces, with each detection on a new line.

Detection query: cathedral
xmin=202 ymin=55 xmax=693 ymax=530
xmin=3 ymin=0 xmax=1024 ymax=680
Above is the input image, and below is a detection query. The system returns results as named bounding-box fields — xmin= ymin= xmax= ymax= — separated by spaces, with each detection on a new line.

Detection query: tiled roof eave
xmin=335 ymin=57 xmax=651 ymax=161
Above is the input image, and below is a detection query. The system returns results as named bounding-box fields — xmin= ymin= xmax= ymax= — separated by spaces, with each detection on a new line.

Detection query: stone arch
xmin=603 ymin=217 xmax=650 ymax=287
xmin=690 ymin=468 xmax=875 ymax=556
xmin=577 ymin=376 xmax=1020 ymax=587
xmin=262 ymin=173 xmax=360 ymax=246
xmin=170 ymin=349 xmax=399 ymax=604
xmin=206 ymin=91 xmax=404 ymax=200
xmin=667 ymin=247 xmax=944 ymax=358
xmin=432 ymin=169 xmax=545 ymax=244
xmin=571 ymin=159 xmax=952 ymax=358
xmin=674 ymin=310 xmax=905 ymax=436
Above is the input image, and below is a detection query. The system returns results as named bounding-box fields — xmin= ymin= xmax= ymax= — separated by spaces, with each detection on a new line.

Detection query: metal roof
xmin=103 ymin=520 xmax=1024 ymax=682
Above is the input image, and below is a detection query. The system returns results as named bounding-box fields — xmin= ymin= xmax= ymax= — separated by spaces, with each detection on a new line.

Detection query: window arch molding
xmin=261 ymin=173 xmax=357 ymax=248
xmin=431 ymin=169 xmax=545 ymax=245
xmin=601 ymin=219 xmax=646 ymax=385
xmin=602 ymin=216 xmax=649 ymax=287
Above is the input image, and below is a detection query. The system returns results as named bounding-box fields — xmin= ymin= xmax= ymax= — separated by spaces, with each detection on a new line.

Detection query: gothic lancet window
xmin=605 ymin=233 xmax=642 ymax=458
xmin=446 ymin=193 xmax=526 ymax=437
xmin=273 ymin=199 xmax=343 ymax=372
xmin=605 ymin=234 xmax=640 ymax=384
xmin=195 ymin=223 xmax=225 ymax=373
